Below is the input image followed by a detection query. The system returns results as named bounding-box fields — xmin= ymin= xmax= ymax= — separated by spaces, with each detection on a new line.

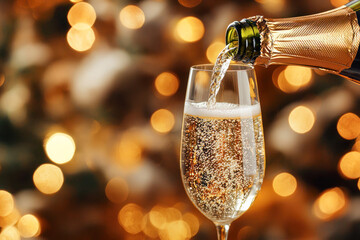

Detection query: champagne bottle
xmin=225 ymin=0 xmax=360 ymax=84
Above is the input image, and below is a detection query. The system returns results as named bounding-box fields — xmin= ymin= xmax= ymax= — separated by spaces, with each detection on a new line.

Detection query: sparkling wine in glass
xmin=180 ymin=64 xmax=265 ymax=239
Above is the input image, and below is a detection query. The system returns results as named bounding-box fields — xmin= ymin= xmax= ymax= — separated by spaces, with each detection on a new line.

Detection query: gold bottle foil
xmin=252 ymin=6 xmax=360 ymax=73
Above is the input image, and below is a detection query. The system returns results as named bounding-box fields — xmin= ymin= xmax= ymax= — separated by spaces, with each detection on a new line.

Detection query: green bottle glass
xmin=226 ymin=0 xmax=360 ymax=84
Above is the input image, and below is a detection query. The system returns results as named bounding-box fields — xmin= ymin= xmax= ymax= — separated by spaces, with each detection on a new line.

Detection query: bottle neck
xmin=347 ymin=0 xmax=360 ymax=11
xmin=225 ymin=19 xmax=260 ymax=63
xmin=226 ymin=5 xmax=360 ymax=73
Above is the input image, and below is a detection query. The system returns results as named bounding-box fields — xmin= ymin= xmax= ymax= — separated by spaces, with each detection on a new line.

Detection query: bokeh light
xmin=17 ymin=214 xmax=41 ymax=238
xmin=319 ymin=189 xmax=346 ymax=214
xmin=288 ymin=106 xmax=315 ymax=134
xmin=154 ymin=72 xmax=179 ymax=97
xmin=358 ymin=178 xmax=360 ymax=191
xmin=141 ymin=213 xmax=158 ymax=238
xmin=115 ymin=137 xmax=143 ymax=170
xmin=313 ymin=187 xmax=347 ymax=220
xmin=149 ymin=206 xmax=166 ymax=229
xmin=284 ymin=66 xmax=312 ymax=88
xmin=338 ymin=151 xmax=360 ymax=179
xmin=147 ymin=205 xmax=198 ymax=239
xmin=118 ymin=203 xmax=144 ymax=234
xmin=44 ymin=132 xmax=76 ymax=164
xmin=353 ymin=138 xmax=360 ymax=151
xmin=272 ymin=172 xmax=297 ymax=197
xmin=0 ymin=226 xmax=20 ymax=240
xmin=330 ymin=0 xmax=349 ymax=8
xmin=271 ymin=67 xmax=282 ymax=89
xmin=150 ymin=109 xmax=175 ymax=134
xmin=67 ymin=2 xmax=96 ymax=30
xmin=0 ymin=74 xmax=5 ymax=87
xmin=163 ymin=207 xmax=182 ymax=222
xmin=105 ymin=177 xmax=129 ymax=204
xmin=175 ymin=16 xmax=205 ymax=43
xmin=33 ymin=164 xmax=64 ymax=194
xmin=182 ymin=212 xmax=199 ymax=237
xmin=195 ymin=71 xmax=210 ymax=87
xmin=206 ymin=41 xmax=225 ymax=63
xmin=67 ymin=26 xmax=96 ymax=52
xmin=158 ymin=220 xmax=191 ymax=240
xmin=276 ymin=69 xmax=300 ymax=93
xmin=337 ymin=112 xmax=360 ymax=140
xmin=119 ymin=5 xmax=145 ymax=29
xmin=0 ymin=190 xmax=14 ymax=217
xmin=0 ymin=208 xmax=20 ymax=228
xmin=70 ymin=0 xmax=83 ymax=3
xmin=178 ymin=0 xmax=202 ymax=8
xmin=256 ymin=0 xmax=286 ymax=14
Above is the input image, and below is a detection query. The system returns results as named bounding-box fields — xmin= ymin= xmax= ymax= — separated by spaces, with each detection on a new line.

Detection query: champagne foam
xmin=184 ymin=102 xmax=261 ymax=118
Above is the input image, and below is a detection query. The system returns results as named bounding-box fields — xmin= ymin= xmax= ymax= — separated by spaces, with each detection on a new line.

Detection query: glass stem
xmin=215 ymin=223 xmax=230 ymax=240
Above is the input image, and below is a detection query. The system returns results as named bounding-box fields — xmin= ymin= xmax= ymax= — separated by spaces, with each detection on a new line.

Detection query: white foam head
xmin=184 ymin=101 xmax=261 ymax=118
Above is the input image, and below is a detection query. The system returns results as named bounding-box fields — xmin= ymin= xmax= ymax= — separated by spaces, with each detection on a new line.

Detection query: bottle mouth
xmin=225 ymin=22 xmax=241 ymax=57
xmin=190 ymin=63 xmax=254 ymax=72
xmin=225 ymin=19 xmax=260 ymax=63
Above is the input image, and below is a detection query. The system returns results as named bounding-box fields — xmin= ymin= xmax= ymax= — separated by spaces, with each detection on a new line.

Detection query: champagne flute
xmin=180 ymin=64 xmax=265 ymax=240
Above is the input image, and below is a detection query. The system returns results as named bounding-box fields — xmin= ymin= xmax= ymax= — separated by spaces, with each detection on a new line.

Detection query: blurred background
xmin=0 ymin=0 xmax=360 ymax=239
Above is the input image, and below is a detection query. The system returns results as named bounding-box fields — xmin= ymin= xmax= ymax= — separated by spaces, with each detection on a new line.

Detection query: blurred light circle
xmin=284 ymin=66 xmax=312 ymax=87
xmin=45 ymin=132 xmax=76 ymax=164
xmin=330 ymin=0 xmax=349 ymax=8
xmin=338 ymin=151 xmax=360 ymax=179
xmin=118 ymin=203 xmax=144 ymax=234
xmin=315 ymin=187 xmax=346 ymax=219
xmin=195 ymin=71 xmax=210 ymax=88
xmin=182 ymin=212 xmax=199 ymax=237
xmin=271 ymin=66 xmax=286 ymax=90
xmin=163 ymin=207 xmax=182 ymax=222
xmin=0 ymin=226 xmax=20 ymax=240
xmin=119 ymin=5 xmax=145 ymax=29
xmin=149 ymin=206 xmax=166 ymax=229
xmin=70 ymin=0 xmax=83 ymax=3
xmin=353 ymin=138 xmax=360 ymax=151
xmin=159 ymin=220 xmax=191 ymax=240
xmin=288 ymin=106 xmax=315 ymax=134
xmin=67 ymin=26 xmax=95 ymax=52
xmin=150 ymin=109 xmax=175 ymax=134
xmin=178 ymin=0 xmax=202 ymax=8
xmin=272 ymin=172 xmax=297 ymax=197
xmin=358 ymin=178 xmax=360 ymax=191
xmin=115 ymin=138 xmax=143 ymax=170
xmin=0 ymin=74 xmax=5 ymax=87
xmin=285 ymin=66 xmax=312 ymax=85
xmin=256 ymin=0 xmax=286 ymax=15
xmin=0 ymin=190 xmax=14 ymax=217
xmin=154 ymin=72 xmax=179 ymax=97
xmin=141 ymin=213 xmax=158 ymax=238
xmin=67 ymin=2 xmax=96 ymax=30
xmin=337 ymin=112 xmax=360 ymax=140
xmin=105 ymin=177 xmax=129 ymax=204
xmin=277 ymin=70 xmax=300 ymax=93
xmin=0 ymin=208 xmax=20 ymax=228
xmin=33 ymin=164 xmax=64 ymax=194
xmin=175 ymin=16 xmax=205 ymax=42
xmin=17 ymin=214 xmax=40 ymax=238
xmin=206 ymin=41 xmax=225 ymax=63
